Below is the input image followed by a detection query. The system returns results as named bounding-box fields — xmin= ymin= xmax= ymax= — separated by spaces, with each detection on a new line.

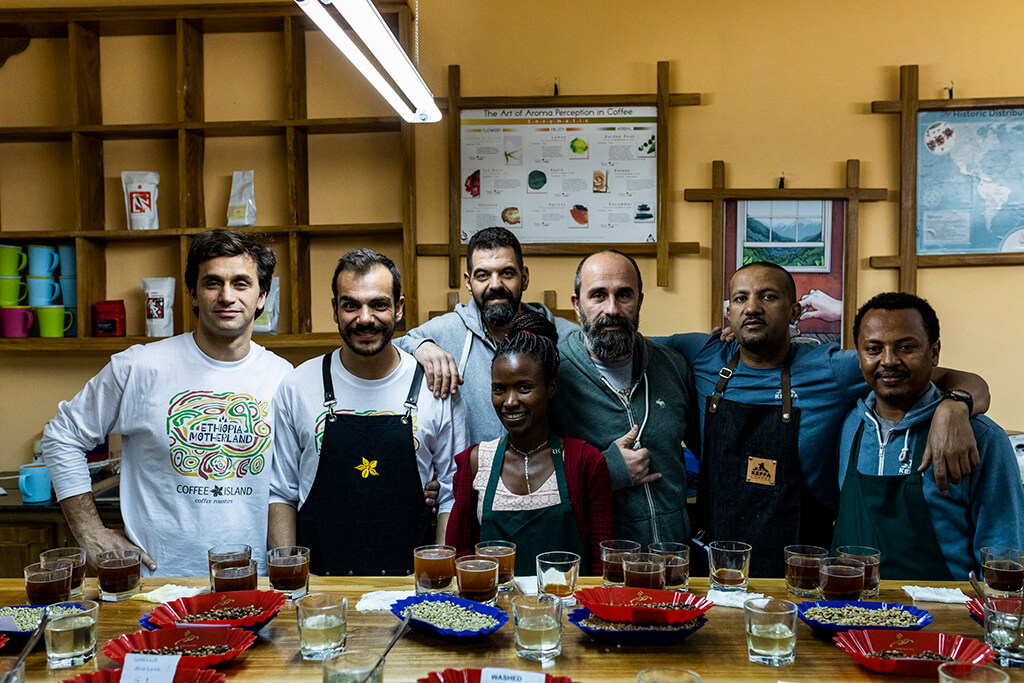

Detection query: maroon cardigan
xmin=444 ymin=436 xmax=614 ymax=574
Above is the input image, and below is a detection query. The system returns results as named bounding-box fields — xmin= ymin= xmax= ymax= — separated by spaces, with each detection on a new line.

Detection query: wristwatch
xmin=942 ymin=389 xmax=973 ymax=415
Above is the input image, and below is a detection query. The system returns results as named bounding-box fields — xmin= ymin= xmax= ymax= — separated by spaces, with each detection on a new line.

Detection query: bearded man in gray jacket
xmin=395 ymin=227 xmax=577 ymax=445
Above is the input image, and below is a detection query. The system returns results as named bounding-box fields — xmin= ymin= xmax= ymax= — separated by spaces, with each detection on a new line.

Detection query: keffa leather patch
xmin=746 ymin=456 xmax=777 ymax=486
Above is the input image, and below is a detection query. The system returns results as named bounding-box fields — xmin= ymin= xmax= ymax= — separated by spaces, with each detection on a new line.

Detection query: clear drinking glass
xmin=837 ymin=545 xmax=881 ymax=598
xmin=413 ymin=544 xmax=456 ymax=595
xmin=39 ymin=548 xmax=86 ymax=599
xmin=512 ymin=594 xmax=562 ymax=661
xmin=707 ymin=541 xmax=751 ymax=592
xmin=0 ymin=657 xmax=24 ymax=683
xmin=983 ymin=603 xmax=1024 ymax=666
xmin=456 ymin=556 xmax=499 ymax=605
xmin=649 ymin=542 xmax=690 ymax=592
xmin=938 ymin=663 xmax=1010 ymax=683
xmin=212 ymin=559 xmax=258 ymax=592
xmin=475 ymin=540 xmax=516 ymax=592
xmin=819 ymin=556 xmax=865 ymax=601
xmin=536 ymin=551 xmax=580 ymax=602
xmin=744 ymin=596 xmax=797 ymax=666
xmin=44 ymin=600 xmax=98 ymax=668
xmin=601 ymin=540 xmax=641 ymax=587
xmin=323 ymin=649 xmax=381 ymax=683
xmin=980 ymin=546 xmax=1024 ymax=597
xmin=784 ymin=544 xmax=827 ymax=598
xmin=96 ymin=549 xmax=141 ymax=602
xmin=296 ymin=594 xmax=347 ymax=660
xmin=207 ymin=544 xmax=252 ymax=592
xmin=636 ymin=668 xmax=703 ymax=683
xmin=622 ymin=553 xmax=666 ymax=590
xmin=268 ymin=546 xmax=311 ymax=599
xmin=24 ymin=561 xmax=71 ymax=606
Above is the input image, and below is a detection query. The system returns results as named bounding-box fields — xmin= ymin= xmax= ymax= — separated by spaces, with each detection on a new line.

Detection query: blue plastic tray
xmin=568 ymin=607 xmax=707 ymax=646
xmin=0 ymin=603 xmax=86 ymax=652
xmin=797 ymin=600 xmax=932 ymax=633
xmin=389 ymin=594 xmax=508 ymax=643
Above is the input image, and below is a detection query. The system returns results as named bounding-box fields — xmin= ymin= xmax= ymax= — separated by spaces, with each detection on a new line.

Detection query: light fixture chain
xmin=414 ymin=0 xmax=420 ymax=67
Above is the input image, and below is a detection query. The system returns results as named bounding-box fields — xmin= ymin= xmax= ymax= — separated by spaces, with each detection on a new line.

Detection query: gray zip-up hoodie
xmin=395 ymin=298 xmax=578 ymax=445
xmin=551 ymin=329 xmax=696 ymax=546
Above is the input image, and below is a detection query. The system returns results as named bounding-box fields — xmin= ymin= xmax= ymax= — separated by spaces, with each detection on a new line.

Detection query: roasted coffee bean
xmin=178 ymin=606 xmax=263 ymax=622
xmin=579 ymin=615 xmax=691 ymax=632
xmin=135 ymin=644 xmax=231 ymax=656
xmin=868 ymin=649 xmax=952 ymax=661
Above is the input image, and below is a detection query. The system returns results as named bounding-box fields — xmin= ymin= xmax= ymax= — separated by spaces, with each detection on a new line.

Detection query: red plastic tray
xmin=966 ymin=597 xmax=1022 ymax=626
xmin=574 ymin=586 xmax=713 ymax=625
xmin=418 ymin=670 xmax=576 ymax=683
xmin=102 ymin=627 xmax=255 ymax=668
xmin=0 ymin=633 xmax=8 ymax=651
xmin=146 ymin=589 xmax=286 ymax=631
xmin=833 ymin=629 xmax=995 ymax=676
xmin=62 ymin=670 xmax=226 ymax=683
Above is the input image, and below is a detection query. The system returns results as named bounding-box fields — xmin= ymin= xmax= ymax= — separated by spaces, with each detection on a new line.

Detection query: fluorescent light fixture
xmin=296 ymin=0 xmax=442 ymax=123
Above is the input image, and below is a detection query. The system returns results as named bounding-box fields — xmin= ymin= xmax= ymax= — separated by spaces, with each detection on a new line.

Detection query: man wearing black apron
xmin=660 ymin=263 xmax=989 ymax=579
xmin=268 ymin=250 xmax=467 ymax=576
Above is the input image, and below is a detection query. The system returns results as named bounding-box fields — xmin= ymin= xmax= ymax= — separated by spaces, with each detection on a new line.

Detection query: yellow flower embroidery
xmin=355 ymin=457 xmax=378 ymax=478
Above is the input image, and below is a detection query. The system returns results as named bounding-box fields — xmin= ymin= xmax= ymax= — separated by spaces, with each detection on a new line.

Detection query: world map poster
xmin=917 ymin=108 xmax=1024 ymax=254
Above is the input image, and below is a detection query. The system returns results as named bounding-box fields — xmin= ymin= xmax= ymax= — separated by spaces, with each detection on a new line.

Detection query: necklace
xmin=508 ymin=438 xmax=547 ymax=495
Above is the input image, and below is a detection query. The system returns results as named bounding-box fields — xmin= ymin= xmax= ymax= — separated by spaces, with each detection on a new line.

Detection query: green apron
xmin=479 ymin=435 xmax=588 ymax=575
xmin=832 ymin=423 xmax=953 ymax=581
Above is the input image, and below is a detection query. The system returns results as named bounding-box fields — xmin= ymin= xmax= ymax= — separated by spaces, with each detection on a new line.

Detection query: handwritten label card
xmin=121 ymin=653 xmax=182 ymax=683
xmin=481 ymin=668 xmax=546 ymax=683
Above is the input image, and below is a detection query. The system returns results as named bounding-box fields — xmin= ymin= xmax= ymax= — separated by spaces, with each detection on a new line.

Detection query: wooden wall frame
xmin=422 ymin=62 xmax=701 ymax=288
xmin=870 ymin=64 xmax=1024 ymax=293
xmin=684 ymin=160 xmax=886 ymax=347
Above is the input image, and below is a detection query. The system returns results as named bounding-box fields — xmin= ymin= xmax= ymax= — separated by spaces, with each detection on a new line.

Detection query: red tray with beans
xmin=102 ymin=627 xmax=255 ymax=668
xmin=573 ymin=587 xmax=713 ymax=625
xmin=145 ymin=590 xmax=287 ymax=633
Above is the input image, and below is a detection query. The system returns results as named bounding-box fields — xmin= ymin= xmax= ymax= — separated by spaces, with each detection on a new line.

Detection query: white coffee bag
xmin=142 ymin=277 xmax=175 ymax=337
xmin=122 ymin=171 xmax=160 ymax=230
xmin=226 ymin=170 xmax=256 ymax=227
xmin=252 ymin=277 xmax=279 ymax=335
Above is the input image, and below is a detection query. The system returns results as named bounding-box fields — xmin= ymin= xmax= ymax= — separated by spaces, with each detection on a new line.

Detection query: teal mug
xmin=27 ymin=276 xmax=60 ymax=307
xmin=19 ymin=463 xmax=51 ymax=503
xmin=27 ymin=245 xmax=59 ymax=277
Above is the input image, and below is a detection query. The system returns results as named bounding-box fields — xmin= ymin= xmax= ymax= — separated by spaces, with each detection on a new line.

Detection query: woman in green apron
xmin=445 ymin=310 xmax=615 ymax=575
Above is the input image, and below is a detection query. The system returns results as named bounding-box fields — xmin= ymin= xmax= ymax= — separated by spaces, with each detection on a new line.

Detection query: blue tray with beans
xmin=797 ymin=600 xmax=932 ymax=633
xmin=568 ymin=607 xmax=708 ymax=646
xmin=390 ymin=594 xmax=509 ymax=643
xmin=0 ymin=604 xmax=88 ymax=651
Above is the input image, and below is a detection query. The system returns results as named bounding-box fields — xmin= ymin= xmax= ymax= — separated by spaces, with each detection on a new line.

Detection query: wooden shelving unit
xmin=0 ymin=3 xmax=418 ymax=352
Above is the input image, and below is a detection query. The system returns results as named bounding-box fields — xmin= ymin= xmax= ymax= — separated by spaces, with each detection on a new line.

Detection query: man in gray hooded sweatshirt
xmin=395 ymin=227 xmax=577 ymax=445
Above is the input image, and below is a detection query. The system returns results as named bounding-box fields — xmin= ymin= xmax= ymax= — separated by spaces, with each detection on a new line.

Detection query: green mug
xmin=35 ymin=305 xmax=73 ymax=338
xmin=0 ymin=244 xmax=26 ymax=276
xmin=0 ymin=276 xmax=27 ymax=306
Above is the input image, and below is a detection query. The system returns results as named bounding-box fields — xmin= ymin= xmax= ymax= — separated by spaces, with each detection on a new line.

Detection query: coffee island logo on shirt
xmin=167 ymin=390 xmax=273 ymax=482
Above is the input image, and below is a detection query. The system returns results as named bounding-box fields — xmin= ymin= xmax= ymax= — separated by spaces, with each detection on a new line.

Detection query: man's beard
xmin=580 ymin=309 xmax=639 ymax=360
xmin=339 ymin=320 xmax=394 ymax=357
xmin=476 ymin=286 xmax=521 ymax=328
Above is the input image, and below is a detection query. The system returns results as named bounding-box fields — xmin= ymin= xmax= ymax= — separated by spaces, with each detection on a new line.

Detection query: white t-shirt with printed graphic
xmin=42 ymin=334 xmax=293 ymax=578
xmin=268 ymin=347 xmax=465 ymax=515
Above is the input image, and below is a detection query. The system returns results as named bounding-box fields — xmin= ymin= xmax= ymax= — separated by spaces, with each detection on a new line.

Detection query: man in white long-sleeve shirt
xmin=268 ymin=249 xmax=466 ymax=576
xmin=42 ymin=230 xmax=293 ymax=577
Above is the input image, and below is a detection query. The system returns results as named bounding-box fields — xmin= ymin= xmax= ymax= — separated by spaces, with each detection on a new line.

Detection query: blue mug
xmin=27 ymin=245 xmax=59 ymax=277
xmin=27 ymin=276 xmax=60 ymax=307
xmin=19 ymin=463 xmax=51 ymax=503
xmin=60 ymin=277 xmax=76 ymax=308
xmin=58 ymin=245 xmax=76 ymax=278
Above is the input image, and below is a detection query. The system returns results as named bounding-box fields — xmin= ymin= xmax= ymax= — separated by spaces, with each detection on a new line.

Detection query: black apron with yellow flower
xmin=296 ymin=352 xmax=432 ymax=576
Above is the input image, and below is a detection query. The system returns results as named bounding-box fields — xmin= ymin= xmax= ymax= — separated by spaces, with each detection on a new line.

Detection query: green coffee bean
xmin=803 ymin=605 xmax=918 ymax=627
xmin=0 ymin=605 xmax=83 ymax=632
xmin=402 ymin=601 xmax=498 ymax=631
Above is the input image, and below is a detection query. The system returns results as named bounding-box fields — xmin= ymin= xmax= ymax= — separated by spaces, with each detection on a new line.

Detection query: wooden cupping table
xmin=3 ymin=577 xmax=1021 ymax=682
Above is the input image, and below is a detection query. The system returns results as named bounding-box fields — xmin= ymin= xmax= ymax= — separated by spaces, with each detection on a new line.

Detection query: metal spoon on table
xmin=968 ymin=570 xmax=994 ymax=612
xmin=360 ymin=610 xmax=411 ymax=683
xmin=1 ymin=607 xmax=49 ymax=683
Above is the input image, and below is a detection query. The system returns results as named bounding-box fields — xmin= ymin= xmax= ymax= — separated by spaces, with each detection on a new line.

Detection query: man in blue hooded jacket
xmin=832 ymin=292 xmax=1024 ymax=580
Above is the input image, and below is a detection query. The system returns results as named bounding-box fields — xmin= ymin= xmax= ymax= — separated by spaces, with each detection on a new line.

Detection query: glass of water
xmin=323 ymin=649 xmax=381 ymax=683
xmin=983 ymin=603 xmax=1024 ymax=666
xmin=296 ymin=594 xmax=347 ymax=660
xmin=743 ymin=596 xmax=797 ymax=666
xmin=512 ymin=594 xmax=562 ymax=661
xmin=44 ymin=600 xmax=98 ymax=668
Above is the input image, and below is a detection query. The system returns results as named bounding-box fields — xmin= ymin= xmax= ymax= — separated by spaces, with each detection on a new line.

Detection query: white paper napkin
xmin=902 ymin=585 xmax=969 ymax=603
xmin=355 ymin=589 xmax=415 ymax=612
xmin=128 ymin=584 xmax=206 ymax=603
xmin=704 ymin=589 xmax=766 ymax=608
xmin=514 ymin=576 xmax=539 ymax=595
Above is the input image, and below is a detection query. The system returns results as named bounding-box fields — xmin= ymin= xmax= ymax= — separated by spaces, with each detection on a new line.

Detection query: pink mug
xmin=0 ymin=306 xmax=34 ymax=338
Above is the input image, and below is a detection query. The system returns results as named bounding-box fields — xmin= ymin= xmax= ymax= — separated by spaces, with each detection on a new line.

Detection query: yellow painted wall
xmin=1 ymin=0 xmax=1022 ymax=472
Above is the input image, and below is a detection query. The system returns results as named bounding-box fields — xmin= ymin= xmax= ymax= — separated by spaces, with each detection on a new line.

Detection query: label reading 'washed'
xmin=121 ymin=652 xmax=182 ymax=683
xmin=481 ymin=669 xmax=546 ymax=683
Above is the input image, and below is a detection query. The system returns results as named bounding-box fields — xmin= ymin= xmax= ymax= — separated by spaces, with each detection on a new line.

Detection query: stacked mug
xmin=0 ymin=243 xmax=76 ymax=338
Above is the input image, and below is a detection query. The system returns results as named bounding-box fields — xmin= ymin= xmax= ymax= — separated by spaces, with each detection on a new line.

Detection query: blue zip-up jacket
xmin=837 ymin=384 xmax=1024 ymax=580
